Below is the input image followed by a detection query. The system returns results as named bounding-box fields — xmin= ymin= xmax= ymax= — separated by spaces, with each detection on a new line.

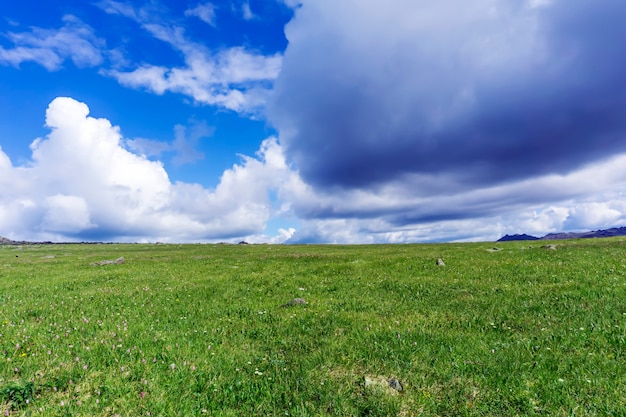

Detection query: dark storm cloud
xmin=270 ymin=0 xmax=626 ymax=190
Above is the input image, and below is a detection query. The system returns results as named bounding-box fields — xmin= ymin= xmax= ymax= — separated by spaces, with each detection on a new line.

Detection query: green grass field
xmin=0 ymin=240 xmax=624 ymax=416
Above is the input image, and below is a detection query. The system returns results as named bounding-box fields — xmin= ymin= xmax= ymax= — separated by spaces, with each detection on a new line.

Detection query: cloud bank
xmin=265 ymin=0 xmax=626 ymax=242
xmin=271 ymin=0 xmax=626 ymax=189
xmin=1 ymin=95 xmax=625 ymax=244
xmin=0 ymin=97 xmax=294 ymax=243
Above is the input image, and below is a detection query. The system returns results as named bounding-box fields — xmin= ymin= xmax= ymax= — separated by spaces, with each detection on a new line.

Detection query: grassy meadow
xmin=0 ymin=239 xmax=624 ymax=416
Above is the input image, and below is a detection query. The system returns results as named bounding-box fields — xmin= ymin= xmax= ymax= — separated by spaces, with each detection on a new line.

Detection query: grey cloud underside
xmin=295 ymin=176 xmax=578 ymax=224
xmin=271 ymin=0 xmax=626 ymax=191
xmin=63 ymin=226 xmax=257 ymax=243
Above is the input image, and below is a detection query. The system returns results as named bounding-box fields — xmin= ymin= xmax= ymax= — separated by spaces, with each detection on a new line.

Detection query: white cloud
xmin=105 ymin=46 xmax=281 ymax=113
xmin=94 ymin=0 xmax=137 ymax=19
xmin=0 ymin=97 xmax=295 ymax=243
xmin=0 ymin=147 xmax=12 ymax=170
xmin=0 ymin=15 xmax=104 ymax=71
xmin=517 ymin=206 xmax=570 ymax=236
xmin=185 ymin=3 xmax=217 ymax=26
xmin=41 ymin=195 xmax=95 ymax=233
xmin=98 ymin=2 xmax=282 ymax=114
xmin=565 ymin=203 xmax=625 ymax=230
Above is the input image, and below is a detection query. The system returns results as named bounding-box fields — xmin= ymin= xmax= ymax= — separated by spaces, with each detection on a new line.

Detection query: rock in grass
xmin=436 ymin=258 xmax=446 ymax=266
xmin=363 ymin=376 xmax=405 ymax=395
xmin=281 ymin=298 xmax=307 ymax=307
xmin=543 ymin=244 xmax=557 ymax=250
xmin=387 ymin=378 xmax=404 ymax=392
xmin=91 ymin=256 xmax=125 ymax=266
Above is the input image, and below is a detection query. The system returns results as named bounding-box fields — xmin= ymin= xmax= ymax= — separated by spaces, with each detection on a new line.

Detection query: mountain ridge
xmin=497 ymin=226 xmax=626 ymax=242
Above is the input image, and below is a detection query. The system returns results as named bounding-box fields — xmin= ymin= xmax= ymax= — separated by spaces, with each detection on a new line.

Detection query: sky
xmin=1 ymin=0 xmax=626 ymax=244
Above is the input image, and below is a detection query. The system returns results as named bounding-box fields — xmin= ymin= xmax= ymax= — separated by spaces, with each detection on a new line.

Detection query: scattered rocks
xmin=91 ymin=256 xmax=125 ymax=266
xmin=542 ymin=244 xmax=557 ymax=250
xmin=281 ymin=298 xmax=307 ymax=307
xmin=436 ymin=258 xmax=446 ymax=266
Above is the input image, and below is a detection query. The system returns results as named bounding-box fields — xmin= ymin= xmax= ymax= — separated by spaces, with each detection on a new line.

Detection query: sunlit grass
xmin=0 ymin=240 xmax=624 ymax=415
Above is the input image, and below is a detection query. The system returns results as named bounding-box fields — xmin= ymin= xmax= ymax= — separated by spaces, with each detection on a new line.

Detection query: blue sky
xmin=1 ymin=0 xmax=626 ymax=243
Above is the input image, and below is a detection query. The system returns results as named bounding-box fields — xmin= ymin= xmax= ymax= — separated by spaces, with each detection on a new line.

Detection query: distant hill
xmin=497 ymin=234 xmax=540 ymax=242
xmin=0 ymin=236 xmax=49 ymax=245
xmin=0 ymin=236 xmax=16 ymax=244
xmin=498 ymin=227 xmax=626 ymax=242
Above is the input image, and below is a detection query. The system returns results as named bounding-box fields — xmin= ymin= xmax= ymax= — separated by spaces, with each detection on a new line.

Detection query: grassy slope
xmin=0 ymin=240 xmax=624 ymax=416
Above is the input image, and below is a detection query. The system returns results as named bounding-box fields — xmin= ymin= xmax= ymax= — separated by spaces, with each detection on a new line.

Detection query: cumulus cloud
xmin=564 ymin=202 xmax=625 ymax=231
xmin=271 ymin=0 xmax=626 ymax=190
xmin=0 ymin=15 xmax=104 ymax=70
xmin=0 ymin=97 xmax=295 ymax=243
xmin=41 ymin=195 xmax=95 ymax=233
xmin=98 ymin=0 xmax=282 ymax=113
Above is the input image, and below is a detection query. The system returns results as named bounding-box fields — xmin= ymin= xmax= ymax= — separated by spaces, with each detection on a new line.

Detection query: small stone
xmin=436 ymin=258 xmax=445 ymax=266
xmin=91 ymin=256 xmax=125 ymax=266
xmin=281 ymin=298 xmax=307 ymax=307
xmin=543 ymin=244 xmax=557 ymax=250
xmin=388 ymin=378 xmax=404 ymax=392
